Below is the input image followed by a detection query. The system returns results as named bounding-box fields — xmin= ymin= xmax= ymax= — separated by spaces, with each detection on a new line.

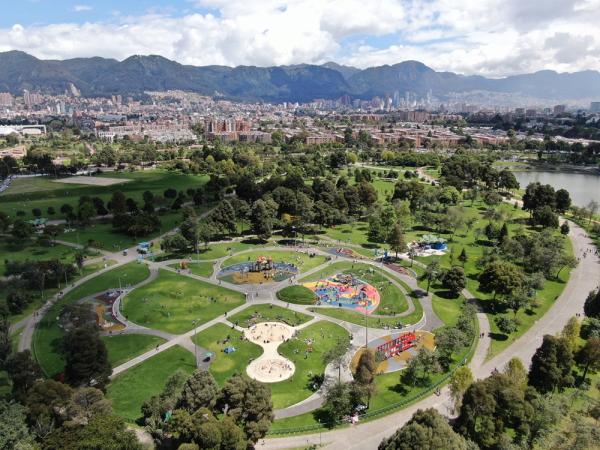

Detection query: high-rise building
xmin=553 ymin=104 xmax=566 ymax=115
xmin=0 ymin=92 xmax=13 ymax=106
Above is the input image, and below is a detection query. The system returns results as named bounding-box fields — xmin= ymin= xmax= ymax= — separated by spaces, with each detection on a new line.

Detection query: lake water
xmin=513 ymin=171 xmax=600 ymax=207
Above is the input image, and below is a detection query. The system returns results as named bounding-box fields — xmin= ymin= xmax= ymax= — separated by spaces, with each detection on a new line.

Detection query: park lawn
xmin=272 ymin=321 xmax=350 ymax=409
xmin=221 ymin=250 xmax=327 ymax=274
xmin=321 ymin=222 xmax=376 ymax=248
xmin=0 ymin=170 xmax=209 ymax=220
xmin=168 ymin=261 xmax=214 ymax=278
xmin=58 ymin=210 xmax=184 ymax=250
xmin=371 ymin=179 xmax=396 ymax=199
xmin=121 ymin=270 xmax=245 ymax=334
xmin=0 ymin=239 xmax=81 ymax=276
xmin=191 ymin=323 xmax=262 ymax=385
xmin=102 ymin=334 xmax=167 ymax=367
xmin=107 ymin=345 xmax=196 ymax=422
xmin=277 ymin=285 xmax=317 ymax=305
xmin=228 ymin=304 xmax=313 ymax=327
xmin=33 ymin=262 xmax=150 ymax=377
xmin=175 ymin=241 xmax=263 ymax=261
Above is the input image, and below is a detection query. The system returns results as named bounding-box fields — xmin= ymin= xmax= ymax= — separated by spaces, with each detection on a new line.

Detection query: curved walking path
xmin=258 ymin=220 xmax=598 ymax=450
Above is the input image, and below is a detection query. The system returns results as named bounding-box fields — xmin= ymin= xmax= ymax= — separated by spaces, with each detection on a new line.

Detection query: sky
xmin=0 ymin=0 xmax=599 ymax=77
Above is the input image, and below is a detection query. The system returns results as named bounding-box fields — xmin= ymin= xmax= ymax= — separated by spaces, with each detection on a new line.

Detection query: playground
xmin=245 ymin=322 xmax=296 ymax=383
xmin=218 ymin=255 xmax=299 ymax=284
xmin=352 ymin=330 xmax=436 ymax=374
xmin=303 ymin=273 xmax=380 ymax=315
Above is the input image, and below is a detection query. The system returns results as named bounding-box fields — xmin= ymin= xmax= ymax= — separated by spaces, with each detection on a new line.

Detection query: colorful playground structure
xmin=304 ymin=273 xmax=380 ymax=315
xmin=376 ymin=331 xmax=417 ymax=359
xmin=218 ymin=255 xmax=299 ymax=285
xmin=355 ymin=330 xmax=436 ymax=373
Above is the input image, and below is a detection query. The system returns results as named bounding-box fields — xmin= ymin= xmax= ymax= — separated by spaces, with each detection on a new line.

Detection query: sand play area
xmin=245 ymin=322 xmax=296 ymax=383
xmin=54 ymin=176 xmax=131 ymax=186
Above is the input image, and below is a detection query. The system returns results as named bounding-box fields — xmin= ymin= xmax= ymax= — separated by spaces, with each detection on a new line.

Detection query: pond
xmin=513 ymin=171 xmax=600 ymax=207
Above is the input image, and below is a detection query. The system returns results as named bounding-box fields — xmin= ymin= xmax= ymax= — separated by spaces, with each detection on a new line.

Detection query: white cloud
xmin=0 ymin=0 xmax=599 ymax=76
xmin=73 ymin=4 xmax=92 ymax=12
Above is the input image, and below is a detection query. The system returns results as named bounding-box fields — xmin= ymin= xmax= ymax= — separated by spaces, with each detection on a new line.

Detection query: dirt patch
xmin=53 ymin=176 xmax=131 ymax=186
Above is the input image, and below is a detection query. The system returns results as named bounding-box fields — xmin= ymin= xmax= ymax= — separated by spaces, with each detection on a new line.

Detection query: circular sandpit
xmin=245 ymin=322 xmax=296 ymax=383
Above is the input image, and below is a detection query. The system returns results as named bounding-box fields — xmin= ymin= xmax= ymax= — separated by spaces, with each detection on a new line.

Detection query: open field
xmin=107 ymin=345 xmax=196 ymax=422
xmin=191 ymin=323 xmax=262 ymax=385
xmin=0 ymin=170 xmax=208 ymax=219
xmin=53 ymin=176 xmax=132 ymax=186
xmin=276 ymin=285 xmax=317 ymax=305
xmin=102 ymin=334 xmax=167 ymax=367
xmin=121 ymin=269 xmax=245 ymax=334
xmin=272 ymin=321 xmax=350 ymax=409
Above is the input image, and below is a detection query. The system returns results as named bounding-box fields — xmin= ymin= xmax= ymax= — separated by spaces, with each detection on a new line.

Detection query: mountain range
xmin=1 ymin=50 xmax=599 ymax=103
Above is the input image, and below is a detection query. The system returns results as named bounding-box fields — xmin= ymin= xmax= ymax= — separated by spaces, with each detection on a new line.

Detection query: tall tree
xmin=387 ymin=224 xmax=407 ymax=258
xmin=528 ymin=334 xmax=574 ymax=393
xmin=5 ymin=350 xmax=41 ymax=400
xmin=178 ymin=370 xmax=219 ymax=412
xmin=449 ymin=366 xmax=473 ymax=414
xmin=62 ymin=327 xmax=112 ymax=390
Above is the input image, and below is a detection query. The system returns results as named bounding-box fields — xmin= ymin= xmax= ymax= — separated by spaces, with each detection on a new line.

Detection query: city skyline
xmin=0 ymin=0 xmax=599 ymax=77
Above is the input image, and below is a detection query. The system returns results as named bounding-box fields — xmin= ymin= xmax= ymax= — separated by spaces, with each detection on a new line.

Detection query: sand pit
xmin=245 ymin=322 xmax=296 ymax=382
xmin=54 ymin=176 xmax=131 ymax=186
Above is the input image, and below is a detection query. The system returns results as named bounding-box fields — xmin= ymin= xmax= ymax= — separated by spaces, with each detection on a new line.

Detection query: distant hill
xmin=1 ymin=50 xmax=599 ymax=102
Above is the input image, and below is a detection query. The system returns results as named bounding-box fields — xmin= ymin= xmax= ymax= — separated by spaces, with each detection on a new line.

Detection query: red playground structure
xmin=377 ymin=332 xmax=417 ymax=359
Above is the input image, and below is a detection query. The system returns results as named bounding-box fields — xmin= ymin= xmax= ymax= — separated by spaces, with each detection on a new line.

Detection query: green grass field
xmin=107 ymin=345 xmax=196 ymax=422
xmin=276 ymin=285 xmax=317 ymax=305
xmin=32 ymin=262 xmax=151 ymax=377
xmin=228 ymin=304 xmax=313 ymax=327
xmin=121 ymin=270 xmax=245 ymax=334
xmin=221 ymin=250 xmax=327 ymax=274
xmin=58 ymin=210 xmax=185 ymax=250
xmin=191 ymin=323 xmax=262 ymax=385
xmin=0 ymin=239 xmax=81 ymax=276
xmin=272 ymin=321 xmax=350 ymax=409
xmin=168 ymin=261 xmax=214 ymax=278
xmin=102 ymin=334 xmax=167 ymax=367
xmin=166 ymin=241 xmax=264 ymax=261
xmin=0 ymin=170 xmax=209 ymax=220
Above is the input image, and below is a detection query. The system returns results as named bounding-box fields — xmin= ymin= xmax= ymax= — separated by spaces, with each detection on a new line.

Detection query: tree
xmin=503 ymin=357 xmax=527 ymax=390
xmin=42 ymin=414 xmax=142 ymax=450
xmin=250 ymin=199 xmax=273 ymax=241
xmin=402 ymin=348 xmax=440 ymax=387
xmin=354 ymin=349 xmax=378 ymax=386
xmin=584 ymin=287 xmax=600 ymax=318
xmin=0 ymin=316 xmax=10 ymax=368
xmin=575 ymin=337 xmax=600 ymax=382
xmin=26 ymin=380 xmax=74 ymax=432
xmin=458 ymin=248 xmax=468 ymax=266
xmin=561 ymin=317 xmax=581 ymax=351
xmin=66 ymin=387 xmax=113 ymax=425
xmin=560 ymin=221 xmax=570 ymax=235
xmin=449 ymin=366 xmax=473 ymax=414
xmin=108 ymin=190 xmax=127 ymax=215
xmin=495 ymin=316 xmax=517 ymax=335
xmin=478 ymin=261 xmax=523 ymax=303
xmin=178 ymin=370 xmax=219 ymax=412
xmin=423 ymin=260 xmax=441 ymax=294
xmin=533 ymin=205 xmax=559 ymax=228
xmin=528 ymin=334 xmax=574 ymax=393
xmin=379 ymin=408 xmax=473 ymax=450
xmin=0 ymin=401 xmax=36 ymax=449
xmin=387 ymin=224 xmax=407 ymax=258
xmin=217 ymin=374 xmax=274 ymax=445
xmin=441 ymin=267 xmax=466 ymax=297
xmin=62 ymin=327 xmax=112 ymax=390
xmin=522 ymin=182 xmax=556 ymax=214
xmin=77 ymin=200 xmax=97 ymax=226
xmin=161 ymin=233 xmax=190 ymax=254
xmin=323 ymin=381 xmax=353 ymax=423
xmin=555 ymin=189 xmax=571 ymax=213
xmin=5 ymin=350 xmax=42 ymax=400
xmin=11 ymin=218 xmax=34 ymax=240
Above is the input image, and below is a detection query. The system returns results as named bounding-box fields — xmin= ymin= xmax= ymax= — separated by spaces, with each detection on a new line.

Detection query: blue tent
xmin=224 ymin=346 xmax=236 ymax=354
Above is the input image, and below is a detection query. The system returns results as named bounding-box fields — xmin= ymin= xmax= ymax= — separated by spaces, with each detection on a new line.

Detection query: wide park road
xmin=259 ymin=220 xmax=599 ymax=450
